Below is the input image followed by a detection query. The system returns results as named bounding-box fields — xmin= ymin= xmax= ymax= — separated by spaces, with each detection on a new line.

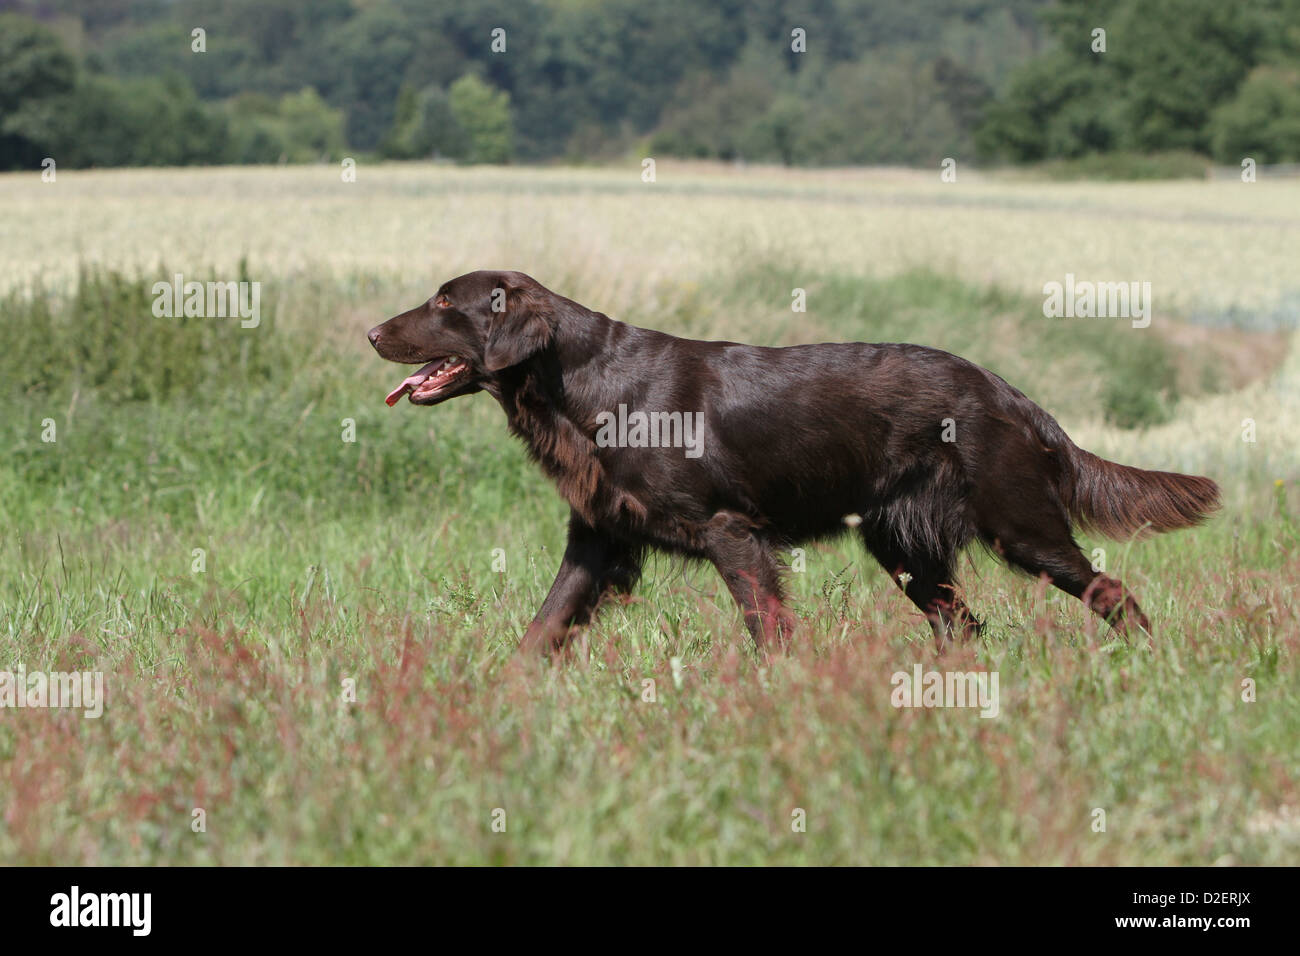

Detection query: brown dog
xmin=369 ymin=270 xmax=1219 ymax=653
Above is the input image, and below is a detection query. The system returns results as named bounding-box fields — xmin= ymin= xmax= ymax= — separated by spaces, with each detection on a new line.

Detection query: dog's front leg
xmin=518 ymin=511 xmax=642 ymax=655
xmin=702 ymin=510 xmax=796 ymax=654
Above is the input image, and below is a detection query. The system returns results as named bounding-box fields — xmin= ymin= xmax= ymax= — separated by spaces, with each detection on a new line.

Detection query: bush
xmin=381 ymin=85 xmax=459 ymax=160
xmin=227 ymin=87 xmax=346 ymax=164
xmin=41 ymin=73 xmax=230 ymax=168
xmin=0 ymin=13 xmax=76 ymax=169
xmin=976 ymin=55 xmax=1121 ymax=163
xmin=448 ymin=74 xmax=513 ymax=164
xmin=1209 ymin=64 xmax=1300 ymax=164
xmin=1012 ymin=151 xmax=1211 ymax=182
xmin=0 ymin=268 xmax=296 ymax=404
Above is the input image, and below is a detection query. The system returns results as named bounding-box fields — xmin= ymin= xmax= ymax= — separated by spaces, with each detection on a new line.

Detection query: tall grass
xmin=1 ymin=165 xmax=1297 ymax=865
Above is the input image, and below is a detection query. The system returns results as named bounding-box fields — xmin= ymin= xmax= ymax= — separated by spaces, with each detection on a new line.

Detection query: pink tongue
xmin=385 ymin=360 xmax=443 ymax=406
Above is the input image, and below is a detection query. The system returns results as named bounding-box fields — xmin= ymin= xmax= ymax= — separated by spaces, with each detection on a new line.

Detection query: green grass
xmin=723 ymin=261 xmax=1201 ymax=428
xmin=1 ymin=266 xmax=1297 ymax=865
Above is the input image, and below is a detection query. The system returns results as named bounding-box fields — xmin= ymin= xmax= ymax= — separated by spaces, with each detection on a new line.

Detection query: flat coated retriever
xmin=368 ymin=271 xmax=1219 ymax=654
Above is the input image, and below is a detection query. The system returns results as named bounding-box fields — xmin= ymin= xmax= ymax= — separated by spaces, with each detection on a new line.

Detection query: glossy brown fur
xmin=369 ymin=271 xmax=1220 ymax=654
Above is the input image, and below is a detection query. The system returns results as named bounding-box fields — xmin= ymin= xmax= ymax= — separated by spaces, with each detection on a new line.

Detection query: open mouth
xmin=384 ymin=356 xmax=471 ymax=406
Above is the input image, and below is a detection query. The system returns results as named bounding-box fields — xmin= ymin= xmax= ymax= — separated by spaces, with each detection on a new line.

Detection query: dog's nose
xmin=367 ymin=327 xmax=381 ymax=346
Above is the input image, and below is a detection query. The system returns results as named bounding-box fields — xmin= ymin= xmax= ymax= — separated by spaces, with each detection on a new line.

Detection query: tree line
xmin=1 ymin=0 xmax=1297 ymax=171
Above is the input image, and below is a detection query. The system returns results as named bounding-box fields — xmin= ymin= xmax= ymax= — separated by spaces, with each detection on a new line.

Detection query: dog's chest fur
xmin=502 ymin=376 xmax=651 ymax=533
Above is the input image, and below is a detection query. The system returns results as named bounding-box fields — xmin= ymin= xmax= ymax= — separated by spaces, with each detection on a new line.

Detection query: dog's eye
xmin=435 ymin=295 xmax=451 ymax=308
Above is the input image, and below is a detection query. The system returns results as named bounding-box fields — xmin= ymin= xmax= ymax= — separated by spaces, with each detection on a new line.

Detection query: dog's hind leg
xmin=978 ymin=504 xmax=1151 ymax=639
xmin=702 ymin=511 xmax=796 ymax=654
xmin=860 ymin=532 xmax=982 ymax=651
xmin=518 ymin=511 xmax=643 ymax=655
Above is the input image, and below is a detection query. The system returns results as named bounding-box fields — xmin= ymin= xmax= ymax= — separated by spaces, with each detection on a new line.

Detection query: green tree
xmin=0 ymin=14 xmax=76 ymax=168
xmin=1209 ymin=64 xmax=1300 ymax=163
xmin=322 ymin=3 xmax=418 ymax=149
xmin=226 ymin=91 xmax=291 ymax=163
xmin=448 ymin=74 xmax=513 ymax=164
xmin=803 ymin=53 xmax=966 ymax=166
xmin=380 ymin=85 xmax=420 ymax=158
xmin=1111 ymin=0 xmax=1269 ymax=153
xmin=650 ymin=43 xmax=780 ymax=163
xmin=382 ymin=84 xmax=460 ymax=160
xmin=280 ymin=87 xmax=346 ymax=160
xmin=47 ymin=73 xmax=230 ymax=167
xmin=741 ymin=93 xmax=807 ymax=166
xmin=978 ymin=0 xmax=1289 ymax=163
xmin=977 ymin=54 xmax=1121 ymax=161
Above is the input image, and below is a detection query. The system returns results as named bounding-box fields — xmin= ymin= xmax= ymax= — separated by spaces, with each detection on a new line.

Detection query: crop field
xmin=1 ymin=161 xmax=1298 ymax=864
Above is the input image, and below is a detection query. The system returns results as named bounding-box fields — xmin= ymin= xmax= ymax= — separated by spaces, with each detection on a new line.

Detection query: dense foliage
xmin=978 ymin=0 xmax=1300 ymax=164
xmin=1 ymin=0 xmax=1298 ymax=169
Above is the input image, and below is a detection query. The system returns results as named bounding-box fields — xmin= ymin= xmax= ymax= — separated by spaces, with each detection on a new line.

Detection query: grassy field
xmin=1 ymin=161 xmax=1298 ymax=864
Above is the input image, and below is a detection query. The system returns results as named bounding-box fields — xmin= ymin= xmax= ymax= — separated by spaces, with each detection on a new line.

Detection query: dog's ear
xmin=483 ymin=275 xmax=555 ymax=372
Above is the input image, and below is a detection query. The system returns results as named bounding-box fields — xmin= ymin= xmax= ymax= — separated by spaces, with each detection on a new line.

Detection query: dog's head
xmin=368 ymin=270 xmax=555 ymax=406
